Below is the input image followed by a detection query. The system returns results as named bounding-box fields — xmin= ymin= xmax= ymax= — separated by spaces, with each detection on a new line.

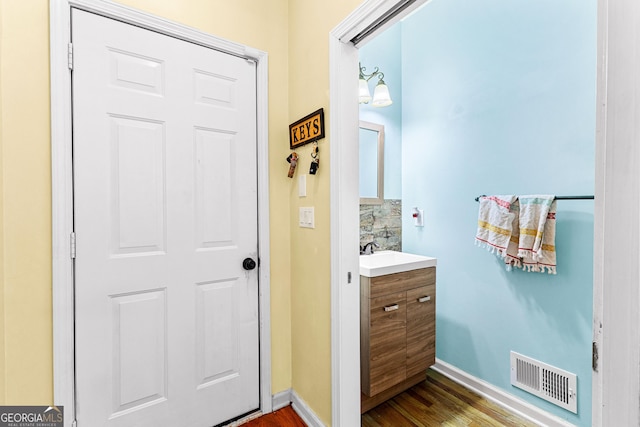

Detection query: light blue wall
xmin=359 ymin=25 xmax=402 ymax=200
xmin=400 ymin=1 xmax=596 ymax=426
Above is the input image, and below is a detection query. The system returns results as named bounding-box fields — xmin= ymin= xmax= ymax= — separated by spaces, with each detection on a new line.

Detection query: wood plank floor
xmin=241 ymin=369 xmax=539 ymax=426
xmin=362 ymin=369 xmax=539 ymax=427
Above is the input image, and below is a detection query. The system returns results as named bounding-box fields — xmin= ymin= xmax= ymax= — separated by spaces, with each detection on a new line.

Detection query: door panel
xmin=72 ymin=9 xmax=259 ymax=427
xmin=196 ymin=280 xmax=239 ymax=387
xmin=111 ymin=289 xmax=168 ymax=415
xmin=110 ymin=116 xmax=166 ymax=256
xmin=194 ymin=129 xmax=236 ymax=248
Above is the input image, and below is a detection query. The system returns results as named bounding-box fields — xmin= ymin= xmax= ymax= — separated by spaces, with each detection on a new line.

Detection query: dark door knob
xmin=243 ymin=258 xmax=257 ymax=271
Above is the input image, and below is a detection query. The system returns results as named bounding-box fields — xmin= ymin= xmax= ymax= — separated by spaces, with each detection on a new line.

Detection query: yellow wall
xmin=0 ymin=0 xmax=362 ymax=423
xmin=0 ymin=0 xmax=53 ymax=404
xmin=287 ymin=1 xmax=360 ymax=424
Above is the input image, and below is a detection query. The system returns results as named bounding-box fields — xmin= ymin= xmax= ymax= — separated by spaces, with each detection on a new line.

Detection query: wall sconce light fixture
xmin=359 ymin=62 xmax=393 ymax=107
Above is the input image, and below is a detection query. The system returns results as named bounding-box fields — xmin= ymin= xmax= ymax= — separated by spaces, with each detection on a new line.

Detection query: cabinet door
xmin=406 ymin=285 xmax=436 ymax=377
xmin=366 ymin=291 xmax=407 ymax=396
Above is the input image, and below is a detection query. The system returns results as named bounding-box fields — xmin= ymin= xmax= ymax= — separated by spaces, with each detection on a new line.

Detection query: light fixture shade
xmin=372 ymin=81 xmax=392 ymax=107
xmin=359 ymin=78 xmax=372 ymax=104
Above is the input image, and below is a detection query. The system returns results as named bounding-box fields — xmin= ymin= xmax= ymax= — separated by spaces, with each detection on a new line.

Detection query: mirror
xmin=359 ymin=120 xmax=385 ymax=205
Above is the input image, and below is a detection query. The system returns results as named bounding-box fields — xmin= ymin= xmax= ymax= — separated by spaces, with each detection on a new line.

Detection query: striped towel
xmin=475 ymin=195 xmax=518 ymax=258
xmin=517 ymin=195 xmax=557 ymax=274
xmin=504 ymin=199 xmax=521 ymax=270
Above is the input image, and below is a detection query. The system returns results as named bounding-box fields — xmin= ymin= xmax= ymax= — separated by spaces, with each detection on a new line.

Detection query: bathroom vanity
xmin=359 ymin=251 xmax=437 ymax=413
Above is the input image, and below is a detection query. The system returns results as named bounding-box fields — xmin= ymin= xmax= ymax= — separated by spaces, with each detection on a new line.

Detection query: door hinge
xmin=68 ymin=43 xmax=73 ymax=70
xmin=592 ymin=341 xmax=599 ymax=372
xmin=70 ymin=232 xmax=76 ymax=259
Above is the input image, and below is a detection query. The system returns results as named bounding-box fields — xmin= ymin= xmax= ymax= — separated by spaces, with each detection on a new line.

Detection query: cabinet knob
xmin=384 ymin=304 xmax=399 ymax=312
xmin=418 ymin=296 xmax=431 ymax=303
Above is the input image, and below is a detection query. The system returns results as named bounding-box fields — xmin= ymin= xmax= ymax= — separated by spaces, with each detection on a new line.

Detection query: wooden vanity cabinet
xmin=360 ymin=267 xmax=436 ymax=412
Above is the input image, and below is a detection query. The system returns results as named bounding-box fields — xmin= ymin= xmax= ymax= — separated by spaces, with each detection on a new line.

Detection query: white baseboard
xmin=290 ymin=389 xmax=325 ymax=427
xmin=269 ymin=388 xmax=325 ymax=426
xmin=433 ymin=359 xmax=576 ymax=427
xmin=272 ymin=388 xmax=292 ymax=411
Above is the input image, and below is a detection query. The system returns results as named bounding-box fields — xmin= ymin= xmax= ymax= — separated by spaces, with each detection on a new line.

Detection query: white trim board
xmin=50 ymin=1 xmax=271 ymax=426
xmin=329 ymin=11 xmax=368 ymax=427
xmin=327 ymin=2 xmax=432 ymax=426
xmin=433 ymin=361 xmax=576 ymax=427
xmin=50 ymin=2 xmax=76 ymax=424
xmin=267 ymin=389 xmax=324 ymax=427
xmin=291 ymin=390 xmax=325 ymax=427
xmin=590 ymin=0 xmax=607 ymax=424
xmin=594 ymin=1 xmax=640 ymax=425
xmin=272 ymin=389 xmax=293 ymax=412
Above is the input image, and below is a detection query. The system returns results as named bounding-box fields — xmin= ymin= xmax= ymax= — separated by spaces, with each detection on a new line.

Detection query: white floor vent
xmin=510 ymin=351 xmax=577 ymax=413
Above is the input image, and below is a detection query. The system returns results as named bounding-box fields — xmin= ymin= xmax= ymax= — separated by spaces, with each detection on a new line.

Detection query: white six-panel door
xmin=72 ymin=9 xmax=259 ymax=426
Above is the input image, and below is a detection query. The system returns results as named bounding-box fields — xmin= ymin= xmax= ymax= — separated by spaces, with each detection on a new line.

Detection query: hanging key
xmin=309 ymin=158 xmax=319 ymax=175
xmin=309 ymin=142 xmax=319 ymax=175
xmin=286 ymin=152 xmax=298 ymax=178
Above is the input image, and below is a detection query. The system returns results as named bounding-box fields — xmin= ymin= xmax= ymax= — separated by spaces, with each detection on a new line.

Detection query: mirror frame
xmin=359 ymin=120 xmax=385 ymax=205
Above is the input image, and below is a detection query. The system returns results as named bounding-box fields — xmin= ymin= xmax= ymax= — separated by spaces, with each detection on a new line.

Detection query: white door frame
xmin=592 ymin=1 xmax=640 ymax=425
xmin=50 ymin=1 xmax=272 ymax=426
xmin=328 ymin=2 xmax=430 ymax=425
xmin=330 ymin=0 xmax=634 ymax=426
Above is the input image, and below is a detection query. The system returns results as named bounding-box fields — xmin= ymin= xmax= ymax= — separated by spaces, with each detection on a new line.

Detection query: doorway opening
xmin=330 ymin=1 xmax=607 ymax=426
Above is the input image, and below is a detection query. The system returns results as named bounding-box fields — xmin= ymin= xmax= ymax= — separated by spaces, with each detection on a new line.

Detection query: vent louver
xmin=510 ymin=351 xmax=577 ymax=413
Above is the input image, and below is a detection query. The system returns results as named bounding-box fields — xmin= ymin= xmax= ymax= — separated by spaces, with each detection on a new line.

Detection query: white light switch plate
xmin=299 ymin=207 xmax=315 ymax=228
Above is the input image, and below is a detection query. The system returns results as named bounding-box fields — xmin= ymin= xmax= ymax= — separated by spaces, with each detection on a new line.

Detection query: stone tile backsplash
xmin=360 ymin=199 xmax=402 ymax=252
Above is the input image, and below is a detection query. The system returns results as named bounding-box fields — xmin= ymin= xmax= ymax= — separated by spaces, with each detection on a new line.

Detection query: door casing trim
xmin=329 ymin=3 xmax=431 ymax=425
xmin=50 ymin=2 xmax=271 ymax=426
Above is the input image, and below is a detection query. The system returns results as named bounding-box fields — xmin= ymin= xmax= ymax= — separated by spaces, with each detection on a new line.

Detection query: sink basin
xmin=359 ymin=250 xmax=437 ymax=277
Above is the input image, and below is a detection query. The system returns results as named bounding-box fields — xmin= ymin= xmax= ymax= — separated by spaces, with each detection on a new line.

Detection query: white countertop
xmin=359 ymin=250 xmax=437 ymax=277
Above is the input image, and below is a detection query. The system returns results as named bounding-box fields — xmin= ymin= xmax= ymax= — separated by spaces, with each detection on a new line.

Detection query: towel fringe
xmin=475 ymin=239 xmax=507 ymax=258
xmin=505 ymin=256 xmax=521 ymax=269
xmin=542 ymin=265 xmax=557 ymax=275
xmin=476 ymin=241 xmax=557 ymax=274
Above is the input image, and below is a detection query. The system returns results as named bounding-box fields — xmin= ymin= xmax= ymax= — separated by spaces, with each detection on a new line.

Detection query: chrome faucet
xmin=360 ymin=241 xmax=380 ymax=255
